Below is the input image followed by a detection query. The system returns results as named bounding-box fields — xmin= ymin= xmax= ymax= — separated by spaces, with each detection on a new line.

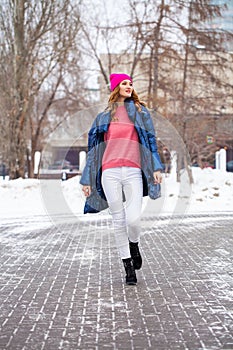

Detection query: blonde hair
xmin=107 ymin=85 xmax=146 ymax=118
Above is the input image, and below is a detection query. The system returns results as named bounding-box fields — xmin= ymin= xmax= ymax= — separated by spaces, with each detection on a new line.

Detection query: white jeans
xmin=101 ymin=167 xmax=143 ymax=259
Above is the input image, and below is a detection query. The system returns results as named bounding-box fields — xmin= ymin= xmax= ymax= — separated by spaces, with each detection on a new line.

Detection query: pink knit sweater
xmin=102 ymin=106 xmax=141 ymax=171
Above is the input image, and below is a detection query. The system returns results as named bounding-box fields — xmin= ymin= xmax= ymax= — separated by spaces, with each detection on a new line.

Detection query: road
xmin=0 ymin=213 xmax=233 ymax=349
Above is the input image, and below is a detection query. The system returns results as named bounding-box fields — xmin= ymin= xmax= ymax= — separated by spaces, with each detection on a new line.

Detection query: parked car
xmin=0 ymin=163 xmax=9 ymax=177
xmin=48 ymin=160 xmax=77 ymax=171
xmin=226 ymin=160 xmax=233 ymax=172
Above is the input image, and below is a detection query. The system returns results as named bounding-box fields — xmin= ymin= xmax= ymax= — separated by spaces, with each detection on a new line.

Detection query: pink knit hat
xmin=110 ymin=73 xmax=133 ymax=91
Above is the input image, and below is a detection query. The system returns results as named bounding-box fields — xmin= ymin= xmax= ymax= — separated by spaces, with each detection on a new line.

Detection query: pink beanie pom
xmin=110 ymin=73 xmax=132 ymax=91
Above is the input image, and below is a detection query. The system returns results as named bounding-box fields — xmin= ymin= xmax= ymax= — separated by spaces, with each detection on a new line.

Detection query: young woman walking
xmin=80 ymin=73 xmax=163 ymax=285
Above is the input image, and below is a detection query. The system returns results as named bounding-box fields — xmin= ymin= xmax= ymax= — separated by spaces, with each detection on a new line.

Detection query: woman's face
xmin=118 ymin=80 xmax=133 ymax=101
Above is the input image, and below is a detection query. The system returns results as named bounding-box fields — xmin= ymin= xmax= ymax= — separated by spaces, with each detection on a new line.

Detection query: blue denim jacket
xmin=80 ymin=99 xmax=163 ymax=213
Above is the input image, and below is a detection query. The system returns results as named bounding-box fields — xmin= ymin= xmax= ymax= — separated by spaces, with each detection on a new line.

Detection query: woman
xmin=80 ymin=73 xmax=163 ymax=285
xmin=162 ymin=146 xmax=171 ymax=176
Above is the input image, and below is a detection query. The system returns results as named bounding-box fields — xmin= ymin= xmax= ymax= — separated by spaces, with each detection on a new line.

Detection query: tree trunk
xmin=9 ymin=0 xmax=28 ymax=178
xmin=177 ymin=1 xmax=194 ymax=184
xmin=151 ymin=0 xmax=165 ymax=110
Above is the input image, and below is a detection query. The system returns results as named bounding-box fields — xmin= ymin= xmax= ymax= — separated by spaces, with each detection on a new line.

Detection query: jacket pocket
xmin=148 ymin=182 xmax=161 ymax=200
xmin=84 ymin=188 xmax=108 ymax=214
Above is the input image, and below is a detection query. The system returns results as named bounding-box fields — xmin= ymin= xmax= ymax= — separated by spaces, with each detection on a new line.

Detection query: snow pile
xmin=0 ymin=167 xmax=233 ymax=220
xmin=189 ymin=167 xmax=233 ymax=212
xmin=0 ymin=177 xmax=46 ymax=218
xmin=61 ymin=175 xmax=85 ymax=212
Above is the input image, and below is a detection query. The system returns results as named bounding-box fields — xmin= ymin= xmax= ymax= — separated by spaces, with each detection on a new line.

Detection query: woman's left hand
xmin=82 ymin=185 xmax=91 ymax=197
xmin=153 ymin=171 xmax=163 ymax=184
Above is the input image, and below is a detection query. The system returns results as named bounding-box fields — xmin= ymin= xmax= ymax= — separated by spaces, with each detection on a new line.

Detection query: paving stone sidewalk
xmin=0 ymin=213 xmax=233 ymax=350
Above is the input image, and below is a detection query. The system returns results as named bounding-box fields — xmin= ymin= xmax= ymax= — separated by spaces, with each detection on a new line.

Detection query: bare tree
xmin=169 ymin=1 xmax=233 ymax=174
xmin=75 ymin=0 xmax=232 ymax=183
xmin=0 ymin=0 xmax=82 ymax=178
xmin=28 ymin=62 xmax=92 ymax=178
xmin=126 ymin=0 xmax=232 ymax=181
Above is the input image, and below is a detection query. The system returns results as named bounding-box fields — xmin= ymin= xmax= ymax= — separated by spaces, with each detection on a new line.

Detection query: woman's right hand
xmin=82 ymin=185 xmax=91 ymax=197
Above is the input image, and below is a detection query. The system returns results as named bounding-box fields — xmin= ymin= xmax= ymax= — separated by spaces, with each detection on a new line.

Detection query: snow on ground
xmin=162 ymin=167 xmax=233 ymax=214
xmin=0 ymin=178 xmax=46 ymax=218
xmin=0 ymin=167 xmax=233 ymax=223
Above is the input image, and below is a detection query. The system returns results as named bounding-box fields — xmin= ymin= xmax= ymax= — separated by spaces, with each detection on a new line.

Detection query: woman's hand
xmin=153 ymin=171 xmax=162 ymax=184
xmin=82 ymin=185 xmax=91 ymax=197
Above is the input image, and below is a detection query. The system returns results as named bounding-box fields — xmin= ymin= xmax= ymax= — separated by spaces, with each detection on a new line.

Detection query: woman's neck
xmin=117 ymin=96 xmax=125 ymax=103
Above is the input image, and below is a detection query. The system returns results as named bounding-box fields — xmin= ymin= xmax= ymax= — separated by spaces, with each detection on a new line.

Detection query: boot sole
xmin=126 ymin=281 xmax=137 ymax=285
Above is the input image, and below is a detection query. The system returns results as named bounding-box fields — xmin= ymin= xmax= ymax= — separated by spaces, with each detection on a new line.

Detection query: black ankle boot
xmin=122 ymin=258 xmax=137 ymax=285
xmin=129 ymin=241 xmax=142 ymax=270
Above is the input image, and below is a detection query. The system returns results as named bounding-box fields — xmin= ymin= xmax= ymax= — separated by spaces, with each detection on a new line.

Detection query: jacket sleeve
xmin=79 ymin=120 xmax=98 ymax=186
xmin=141 ymin=107 xmax=163 ymax=172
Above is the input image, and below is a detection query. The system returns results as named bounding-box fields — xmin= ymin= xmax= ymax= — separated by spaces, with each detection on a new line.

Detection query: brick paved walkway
xmin=0 ymin=213 xmax=233 ymax=350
